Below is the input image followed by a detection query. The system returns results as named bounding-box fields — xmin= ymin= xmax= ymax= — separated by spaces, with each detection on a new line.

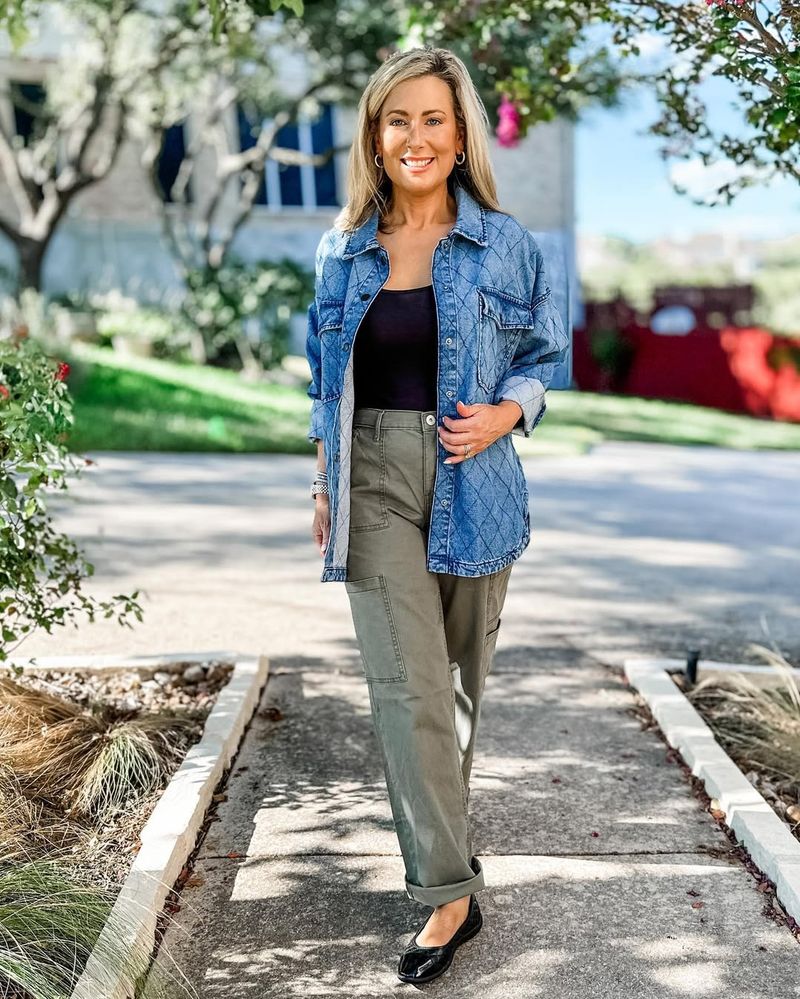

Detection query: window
xmin=156 ymin=122 xmax=193 ymax=203
xmin=237 ymin=101 xmax=337 ymax=209
xmin=11 ymin=80 xmax=46 ymax=146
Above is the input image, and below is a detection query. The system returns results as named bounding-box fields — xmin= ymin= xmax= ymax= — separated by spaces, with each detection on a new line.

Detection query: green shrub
xmin=183 ymin=256 xmax=313 ymax=371
xmin=0 ymin=331 xmax=143 ymax=663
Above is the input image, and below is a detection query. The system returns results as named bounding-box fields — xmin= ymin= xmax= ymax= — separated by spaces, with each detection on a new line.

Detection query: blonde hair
xmin=334 ymin=46 xmax=504 ymax=232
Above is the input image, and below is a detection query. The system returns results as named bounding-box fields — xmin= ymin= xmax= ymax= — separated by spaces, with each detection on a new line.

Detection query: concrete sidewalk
xmin=148 ymin=651 xmax=797 ymax=996
xmin=21 ymin=442 xmax=800 ymax=994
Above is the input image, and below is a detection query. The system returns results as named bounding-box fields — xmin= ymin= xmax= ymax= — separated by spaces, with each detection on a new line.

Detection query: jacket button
xmin=360 ymin=292 xmax=370 ymax=301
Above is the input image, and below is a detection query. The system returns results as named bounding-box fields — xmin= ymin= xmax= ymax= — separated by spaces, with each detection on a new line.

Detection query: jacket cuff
xmin=494 ymin=376 xmax=547 ymax=437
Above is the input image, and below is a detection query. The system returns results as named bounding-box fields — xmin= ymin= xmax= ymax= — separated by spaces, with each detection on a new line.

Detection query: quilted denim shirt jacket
xmin=305 ymin=182 xmax=570 ymax=584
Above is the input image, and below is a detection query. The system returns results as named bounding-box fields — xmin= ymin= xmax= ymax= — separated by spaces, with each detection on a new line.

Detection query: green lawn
xmin=63 ymin=344 xmax=800 ymax=454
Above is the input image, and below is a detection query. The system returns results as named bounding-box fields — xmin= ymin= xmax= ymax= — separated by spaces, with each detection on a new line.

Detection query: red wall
xmin=572 ymin=324 xmax=800 ymax=422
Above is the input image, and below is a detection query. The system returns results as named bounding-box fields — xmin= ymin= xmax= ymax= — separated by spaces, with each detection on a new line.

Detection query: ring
xmin=463 ymin=443 xmax=472 ymax=457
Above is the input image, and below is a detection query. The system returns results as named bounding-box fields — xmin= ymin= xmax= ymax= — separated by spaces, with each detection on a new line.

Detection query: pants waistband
xmin=353 ymin=407 xmax=438 ymax=433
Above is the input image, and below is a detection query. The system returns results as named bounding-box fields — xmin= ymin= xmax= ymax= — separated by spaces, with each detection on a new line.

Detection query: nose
xmin=406 ymin=122 xmax=423 ymax=149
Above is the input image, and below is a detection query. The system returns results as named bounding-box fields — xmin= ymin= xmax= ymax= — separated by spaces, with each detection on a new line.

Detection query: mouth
xmin=401 ymin=156 xmax=435 ymax=171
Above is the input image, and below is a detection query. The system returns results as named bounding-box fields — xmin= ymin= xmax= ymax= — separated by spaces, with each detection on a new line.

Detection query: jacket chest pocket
xmin=476 ymin=287 xmax=534 ymax=393
xmin=318 ymin=299 xmax=346 ymax=400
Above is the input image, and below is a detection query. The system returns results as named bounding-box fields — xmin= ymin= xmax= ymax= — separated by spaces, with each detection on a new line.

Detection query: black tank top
xmin=352 ymin=284 xmax=438 ymax=411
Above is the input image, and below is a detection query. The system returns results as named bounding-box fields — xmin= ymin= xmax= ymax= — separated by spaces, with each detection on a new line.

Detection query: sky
xmin=575 ymin=69 xmax=800 ymax=244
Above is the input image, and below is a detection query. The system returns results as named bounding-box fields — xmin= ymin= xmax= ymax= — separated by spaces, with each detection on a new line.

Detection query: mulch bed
xmin=5 ymin=660 xmax=234 ymax=889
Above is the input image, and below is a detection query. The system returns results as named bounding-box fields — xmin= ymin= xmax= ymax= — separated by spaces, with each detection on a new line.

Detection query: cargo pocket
xmin=482 ymin=617 xmax=502 ymax=677
xmin=344 ymin=575 xmax=407 ymax=682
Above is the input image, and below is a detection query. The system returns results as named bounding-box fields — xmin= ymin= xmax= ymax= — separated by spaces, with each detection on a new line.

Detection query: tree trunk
xmin=16 ymin=239 xmax=48 ymax=294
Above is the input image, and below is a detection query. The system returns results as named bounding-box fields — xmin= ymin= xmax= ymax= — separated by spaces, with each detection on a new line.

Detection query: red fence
xmin=572 ymin=323 xmax=800 ymax=423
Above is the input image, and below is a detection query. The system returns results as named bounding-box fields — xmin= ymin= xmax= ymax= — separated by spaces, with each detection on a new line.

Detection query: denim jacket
xmin=306 ymin=182 xmax=570 ymax=583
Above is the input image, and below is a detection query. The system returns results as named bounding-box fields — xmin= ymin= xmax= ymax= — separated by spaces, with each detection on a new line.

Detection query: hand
xmin=312 ymin=495 xmax=330 ymax=556
xmin=438 ymin=399 xmax=523 ymax=465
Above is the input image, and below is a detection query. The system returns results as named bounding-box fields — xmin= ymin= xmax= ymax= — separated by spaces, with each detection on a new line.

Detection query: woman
xmin=305 ymin=46 xmax=569 ymax=984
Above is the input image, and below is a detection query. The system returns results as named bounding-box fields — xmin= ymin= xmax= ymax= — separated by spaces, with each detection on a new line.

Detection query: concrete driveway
xmin=25 ymin=441 xmax=800 ymax=667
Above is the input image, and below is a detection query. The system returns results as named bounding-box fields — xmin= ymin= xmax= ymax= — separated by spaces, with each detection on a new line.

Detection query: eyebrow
xmin=385 ymin=109 xmax=448 ymax=116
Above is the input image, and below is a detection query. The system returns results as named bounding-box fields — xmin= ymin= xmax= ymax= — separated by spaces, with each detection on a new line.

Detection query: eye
xmin=387 ymin=117 xmax=444 ymax=127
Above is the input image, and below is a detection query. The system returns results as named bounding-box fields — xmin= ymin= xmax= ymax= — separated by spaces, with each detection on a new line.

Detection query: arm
xmin=312 ymin=437 xmax=330 ymax=556
xmin=492 ymin=233 xmax=570 ymax=437
xmin=305 ymin=242 xmax=331 ymax=554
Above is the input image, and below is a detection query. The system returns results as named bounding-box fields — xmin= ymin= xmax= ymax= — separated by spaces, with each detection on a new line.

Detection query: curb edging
xmin=624 ymin=656 xmax=800 ymax=926
xmin=11 ymin=651 xmax=273 ymax=999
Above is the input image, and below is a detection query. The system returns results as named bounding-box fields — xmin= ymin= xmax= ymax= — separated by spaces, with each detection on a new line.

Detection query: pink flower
xmin=496 ymin=94 xmax=521 ymax=148
xmin=54 ymin=361 xmax=70 ymax=381
xmin=0 ymin=385 xmax=9 ymax=401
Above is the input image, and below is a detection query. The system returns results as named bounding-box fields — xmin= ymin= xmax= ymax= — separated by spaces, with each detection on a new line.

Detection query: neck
xmin=385 ymin=183 xmax=457 ymax=231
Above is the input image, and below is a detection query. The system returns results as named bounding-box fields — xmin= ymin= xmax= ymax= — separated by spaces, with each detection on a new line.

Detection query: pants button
xmin=425 ymin=414 xmax=435 ymax=425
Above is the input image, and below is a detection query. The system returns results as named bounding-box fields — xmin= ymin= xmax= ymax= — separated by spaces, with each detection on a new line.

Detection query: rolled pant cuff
xmin=405 ymin=856 xmax=485 ymax=906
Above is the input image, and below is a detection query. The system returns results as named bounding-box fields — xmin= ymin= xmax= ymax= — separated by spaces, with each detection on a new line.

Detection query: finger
xmin=441 ymin=413 xmax=478 ymax=432
xmin=439 ymin=418 xmax=488 ymax=441
xmin=443 ymin=450 xmax=483 ymax=465
xmin=439 ymin=436 xmax=469 ymax=454
xmin=438 ymin=425 xmax=485 ymax=449
xmin=438 ymin=426 xmax=473 ymax=445
xmin=439 ymin=436 xmax=488 ymax=455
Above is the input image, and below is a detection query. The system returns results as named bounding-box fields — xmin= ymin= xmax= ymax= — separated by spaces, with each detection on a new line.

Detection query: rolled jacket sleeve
xmin=492 ymin=234 xmax=570 ymax=437
xmin=305 ymin=298 xmax=324 ymax=443
xmin=306 ymin=231 xmax=332 ymax=445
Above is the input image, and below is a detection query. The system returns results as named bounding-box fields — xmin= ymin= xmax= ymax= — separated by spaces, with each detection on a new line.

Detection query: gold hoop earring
xmin=374 ymin=153 xmax=383 ymax=169
xmin=455 ymin=150 xmax=466 ymax=166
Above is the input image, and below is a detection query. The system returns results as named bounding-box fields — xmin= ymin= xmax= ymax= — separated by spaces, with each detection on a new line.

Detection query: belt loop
xmin=374 ymin=410 xmax=384 ymax=441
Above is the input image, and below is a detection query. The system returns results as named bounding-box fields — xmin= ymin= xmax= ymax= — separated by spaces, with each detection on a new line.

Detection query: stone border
xmin=4 ymin=650 xmax=244 ymax=675
xmin=624 ymin=656 xmax=800 ymax=926
xmin=4 ymin=651 xmax=269 ymax=999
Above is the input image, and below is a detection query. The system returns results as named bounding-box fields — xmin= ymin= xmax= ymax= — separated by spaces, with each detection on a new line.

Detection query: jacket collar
xmin=342 ymin=182 xmax=488 ymax=259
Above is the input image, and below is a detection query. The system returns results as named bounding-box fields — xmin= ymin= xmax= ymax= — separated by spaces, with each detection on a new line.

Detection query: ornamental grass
xmin=686 ymin=643 xmax=800 ymax=789
xmin=0 ymin=680 xmax=199 ymax=999
xmin=0 ymin=676 xmax=195 ymax=820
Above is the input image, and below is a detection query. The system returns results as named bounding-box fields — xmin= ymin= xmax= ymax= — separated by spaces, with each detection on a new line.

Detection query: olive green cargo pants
xmin=344 ymin=407 xmax=513 ymax=907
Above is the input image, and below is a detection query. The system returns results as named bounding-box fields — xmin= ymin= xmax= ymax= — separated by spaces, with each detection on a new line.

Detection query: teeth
xmin=403 ymin=158 xmax=433 ymax=165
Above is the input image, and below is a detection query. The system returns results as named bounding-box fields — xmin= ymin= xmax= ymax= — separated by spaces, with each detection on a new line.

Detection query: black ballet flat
xmin=397 ymin=893 xmax=482 ymax=985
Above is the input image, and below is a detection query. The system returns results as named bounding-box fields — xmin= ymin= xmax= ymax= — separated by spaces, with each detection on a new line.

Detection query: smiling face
xmin=374 ymin=74 xmax=464 ymax=196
